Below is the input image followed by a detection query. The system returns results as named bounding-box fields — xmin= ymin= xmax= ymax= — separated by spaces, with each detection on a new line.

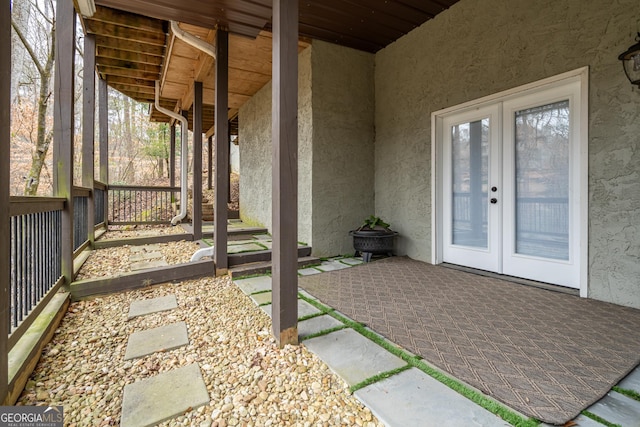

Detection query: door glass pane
xmin=515 ymin=100 xmax=569 ymax=260
xmin=452 ymin=119 xmax=489 ymax=248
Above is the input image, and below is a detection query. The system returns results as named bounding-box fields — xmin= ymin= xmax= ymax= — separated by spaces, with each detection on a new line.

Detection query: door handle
xmin=490 ymin=198 xmax=498 ymax=204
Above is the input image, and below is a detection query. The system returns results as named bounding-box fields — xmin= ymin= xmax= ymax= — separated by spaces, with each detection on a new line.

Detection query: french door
xmin=439 ymin=78 xmax=584 ymax=289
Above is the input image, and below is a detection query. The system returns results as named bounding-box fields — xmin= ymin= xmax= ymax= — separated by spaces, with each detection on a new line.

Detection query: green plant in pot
xmin=350 ymin=215 xmax=398 ymax=262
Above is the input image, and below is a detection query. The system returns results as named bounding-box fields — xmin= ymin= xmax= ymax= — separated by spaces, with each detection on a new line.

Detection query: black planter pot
xmin=349 ymin=229 xmax=398 ymax=262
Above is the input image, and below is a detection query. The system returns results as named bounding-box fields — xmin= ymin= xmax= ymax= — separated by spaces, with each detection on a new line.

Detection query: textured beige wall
xmin=310 ymin=41 xmax=375 ymax=256
xmin=239 ymin=42 xmax=375 ymax=255
xmin=374 ymin=0 xmax=640 ymax=307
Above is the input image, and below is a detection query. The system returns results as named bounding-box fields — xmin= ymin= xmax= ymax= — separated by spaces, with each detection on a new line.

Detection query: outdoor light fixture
xmin=619 ymin=32 xmax=640 ymax=87
xmin=76 ymin=0 xmax=96 ymax=17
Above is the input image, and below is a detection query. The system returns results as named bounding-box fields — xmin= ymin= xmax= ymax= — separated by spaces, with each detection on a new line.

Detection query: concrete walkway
xmin=235 ymin=257 xmax=640 ymax=427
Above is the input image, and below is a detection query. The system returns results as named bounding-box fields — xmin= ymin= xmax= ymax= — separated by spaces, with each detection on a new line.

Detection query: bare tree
xmin=11 ymin=0 xmax=55 ymax=195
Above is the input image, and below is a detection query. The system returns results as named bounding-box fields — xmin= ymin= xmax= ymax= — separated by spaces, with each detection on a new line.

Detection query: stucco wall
xmin=310 ymin=41 xmax=375 ymax=256
xmin=240 ymin=42 xmax=375 ymax=256
xmin=374 ymin=0 xmax=640 ymax=307
xmin=239 ymin=47 xmax=313 ymax=246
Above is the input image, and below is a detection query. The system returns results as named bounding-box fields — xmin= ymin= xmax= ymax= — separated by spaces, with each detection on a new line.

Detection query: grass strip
xmin=581 ymin=411 xmax=622 ymax=427
xmin=250 ymin=289 xmax=271 ymax=296
xmin=299 ymin=325 xmax=348 ymax=342
xmin=612 ymin=386 xmax=640 ymax=401
xmin=298 ymin=310 xmax=333 ymax=323
xmin=232 ymin=273 xmax=271 ymax=281
xmin=349 ymin=365 xmax=412 ymax=393
xmin=297 ymin=293 xmax=539 ymax=427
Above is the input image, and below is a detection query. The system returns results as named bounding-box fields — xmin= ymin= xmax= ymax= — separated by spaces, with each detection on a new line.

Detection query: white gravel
xmin=17 ymin=275 xmax=383 ymax=427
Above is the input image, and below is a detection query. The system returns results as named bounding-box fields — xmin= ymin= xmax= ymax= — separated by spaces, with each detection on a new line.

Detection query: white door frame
xmin=431 ymin=67 xmax=589 ymax=297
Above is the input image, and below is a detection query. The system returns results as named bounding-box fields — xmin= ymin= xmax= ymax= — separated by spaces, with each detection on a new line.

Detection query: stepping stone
xmin=250 ymin=292 xmax=272 ymax=306
xmin=124 ymin=322 xmax=189 ymax=360
xmin=586 ymin=391 xmax=640 ymax=427
xmin=128 ymin=295 xmax=178 ymax=319
xmin=253 ymin=234 xmax=272 ymax=241
xmin=618 ymin=367 xmax=640 ymax=393
xmin=129 ymin=251 xmax=163 ymax=262
xmin=228 ymin=243 xmax=267 ymax=254
xmin=299 ymin=315 xmax=344 ymax=339
xmin=260 ymin=299 xmax=321 ymax=319
xmin=298 ymin=289 xmax=318 ymax=301
xmin=340 ymin=257 xmax=364 ymax=266
xmin=539 ymin=415 xmax=606 ymax=427
xmin=130 ymin=259 xmax=169 ymax=271
xmin=303 ymin=328 xmax=406 ymax=386
xmin=234 ymin=276 xmax=272 ymax=295
xmin=298 ymin=267 xmax=322 ymax=276
xmin=354 ymin=368 xmax=508 ymax=427
xmin=316 ymin=260 xmax=351 ymax=272
xmin=120 ymin=363 xmax=209 ymax=427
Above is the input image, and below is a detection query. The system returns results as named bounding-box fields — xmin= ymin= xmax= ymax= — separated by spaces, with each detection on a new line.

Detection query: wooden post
xmin=53 ymin=0 xmax=76 ymax=288
xmin=271 ymin=0 xmax=299 ymax=347
xmin=214 ymin=30 xmax=229 ymax=274
xmin=0 ymin=0 xmax=11 ymax=404
xmin=192 ymin=81 xmax=203 ymax=240
xmin=207 ymin=135 xmax=213 ymax=190
xmin=170 ymin=124 xmax=176 ymax=188
xmin=82 ymin=34 xmax=96 ymax=244
xmin=98 ymin=78 xmax=108 ymax=224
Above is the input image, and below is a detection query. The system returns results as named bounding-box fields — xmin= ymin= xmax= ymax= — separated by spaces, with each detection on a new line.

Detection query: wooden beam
xmin=207 ymin=135 xmax=213 ymax=190
xmin=92 ymin=5 xmax=165 ymax=33
xmin=170 ymin=124 xmax=176 ymax=188
xmin=214 ymin=30 xmax=229 ymax=274
xmin=271 ymin=0 xmax=299 ymax=347
xmin=82 ymin=34 xmax=97 ymax=244
xmin=94 ymin=36 xmax=166 ymax=56
xmin=98 ymin=78 xmax=109 ymax=186
xmin=95 ymin=56 xmax=162 ymax=73
xmin=53 ymin=0 xmax=76 ymax=289
xmin=192 ymin=81 xmax=203 ymax=241
xmin=97 ymin=65 xmax=160 ymax=81
xmin=0 ymin=0 xmax=10 ymax=404
xmin=96 ymin=47 xmax=164 ymax=65
xmin=86 ymin=20 xmax=167 ymax=46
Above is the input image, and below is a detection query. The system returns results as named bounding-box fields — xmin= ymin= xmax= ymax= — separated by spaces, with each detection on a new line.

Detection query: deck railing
xmin=73 ymin=187 xmax=91 ymax=253
xmin=8 ymin=197 xmax=65 ymax=344
xmin=108 ymin=185 xmax=179 ymax=225
xmin=94 ymin=181 xmax=107 ymax=228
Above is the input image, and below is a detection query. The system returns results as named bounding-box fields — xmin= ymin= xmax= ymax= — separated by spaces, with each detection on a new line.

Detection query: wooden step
xmin=229 ymin=256 xmax=321 ymax=279
xmin=228 ymin=246 xmax=312 ymax=266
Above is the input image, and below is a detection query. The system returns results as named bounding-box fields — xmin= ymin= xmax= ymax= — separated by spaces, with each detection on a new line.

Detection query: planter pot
xmin=349 ymin=229 xmax=398 ymax=262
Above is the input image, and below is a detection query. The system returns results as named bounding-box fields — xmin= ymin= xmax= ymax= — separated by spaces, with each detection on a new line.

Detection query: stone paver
xmin=303 ymin=328 xmax=406 ymax=386
xmin=227 ymin=243 xmax=267 ymax=254
xmin=129 ymin=251 xmax=163 ymax=262
xmin=340 ymin=257 xmax=364 ymax=266
xmin=355 ymin=368 xmax=509 ymax=427
xmin=130 ymin=259 xmax=169 ymax=271
xmin=128 ymin=295 xmax=177 ymax=319
xmin=250 ymin=292 xmax=272 ymax=306
xmin=299 ymin=315 xmax=344 ymax=339
xmin=586 ymin=391 xmax=640 ymax=427
xmin=316 ymin=260 xmax=351 ymax=272
xmin=234 ymin=276 xmax=272 ymax=295
xmin=260 ymin=299 xmax=321 ymax=319
xmin=298 ymin=267 xmax=322 ymax=276
xmin=120 ymin=363 xmax=209 ymax=427
xmin=124 ymin=322 xmax=189 ymax=360
xmin=618 ymin=367 xmax=640 ymax=393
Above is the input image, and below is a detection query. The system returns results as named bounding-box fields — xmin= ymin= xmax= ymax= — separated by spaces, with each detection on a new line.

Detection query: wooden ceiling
xmin=82 ymin=0 xmax=459 ymax=134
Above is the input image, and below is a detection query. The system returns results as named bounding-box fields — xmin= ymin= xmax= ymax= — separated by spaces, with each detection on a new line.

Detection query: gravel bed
xmin=75 ymin=241 xmax=200 ymax=281
xmin=98 ymin=225 xmax=186 ymax=241
xmin=17 ymin=276 xmax=383 ymax=427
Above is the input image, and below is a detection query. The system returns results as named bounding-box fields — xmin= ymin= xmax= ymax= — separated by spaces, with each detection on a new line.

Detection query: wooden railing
xmin=108 ymin=185 xmax=179 ymax=225
xmin=8 ymin=197 xmax=65 ymax=345
xmin=73 ymin=186 xmax=91 ymax=254
xmin=94 ymin=181 xmax=107 ymax=228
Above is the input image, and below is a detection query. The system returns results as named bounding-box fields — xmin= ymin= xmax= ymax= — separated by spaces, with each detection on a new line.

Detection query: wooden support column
xmin=82 ymin=34 xmax=96 ymax=244
xmin=170 ymin=124 xmax=176 ymax=188
xmin=214 ymin=30 xmax=229 ymax=274
xmin=53 ymin=0 xmax=76 ymax=287
xmin=98 ymin=78 xmax=108 ymax=224
xmin=207 ymin=135 xmax=213 ymax=190
xmin=271 ymin=0 xmax=299 ymax=347
xmin=192 ymin=81 xmax=203 ymax=240
xmin=0 ymin=0 xmax=11 ymax=404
